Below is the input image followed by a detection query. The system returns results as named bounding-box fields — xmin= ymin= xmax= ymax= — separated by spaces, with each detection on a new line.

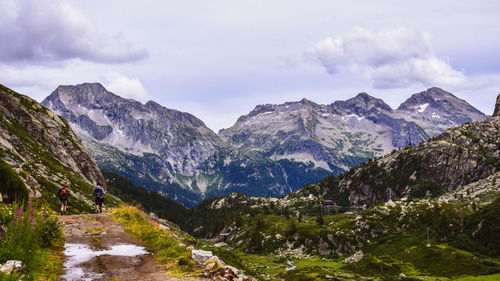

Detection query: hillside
xmin=164 ymin=97 xmax=500 ymax=280
xmin=0 ymin=84 xmax=120 ymax=213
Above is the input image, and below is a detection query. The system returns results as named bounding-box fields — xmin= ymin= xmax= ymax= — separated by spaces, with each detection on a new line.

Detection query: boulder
xmin=191 ymin=249 xmax=214 ymax=263
xmin=342 ymin=250 xmax=364 ymax=263
xmin=213 ymin=242 xmax=228 ymax=248
xmin=0 ymin=260 xmax=23 ymax=274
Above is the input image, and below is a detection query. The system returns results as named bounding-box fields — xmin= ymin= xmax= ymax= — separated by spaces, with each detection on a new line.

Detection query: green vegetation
xmin=104 ymin=172 xmax=192 ymax=225
xmin=111 ymin=205 xmax=200 ymax=277
xmin=0 ymin=201 xmax=64 ymax=280
xmin=453 ymin=196 xmax=500 ymax=256
xmin=0 ymin=159 xmax=28 ymax=204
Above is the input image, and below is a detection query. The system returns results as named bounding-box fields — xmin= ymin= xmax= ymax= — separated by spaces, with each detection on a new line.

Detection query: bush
xmin=0 ymin=160 xmax=29 ymax=204
xmin=0 ymin=202 xmax=62 ymax=279
xmin=39 ymin=216 xmax=63 ymax=248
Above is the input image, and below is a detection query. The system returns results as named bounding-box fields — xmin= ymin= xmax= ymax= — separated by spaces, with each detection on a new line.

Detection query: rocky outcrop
xmin=0 ymin=84 xmax=108 ymax=212
xmin=335 ymin=113 xmax=499 ymax=207
xmin=494 ymin=94 xmax=500 ymax=117
xmin=0 ymin=84 xmax=104 ymax=186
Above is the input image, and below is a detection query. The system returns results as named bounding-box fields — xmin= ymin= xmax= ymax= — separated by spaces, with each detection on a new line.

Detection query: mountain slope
xmin=220 ymin=88 xmax=488 ymax=176
xmin=0 ymin=84 xmax=119 ymax=212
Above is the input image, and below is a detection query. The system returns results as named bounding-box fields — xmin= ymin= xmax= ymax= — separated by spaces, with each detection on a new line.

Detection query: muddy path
xmin=58 ymin=213 xmax=203 ymax=281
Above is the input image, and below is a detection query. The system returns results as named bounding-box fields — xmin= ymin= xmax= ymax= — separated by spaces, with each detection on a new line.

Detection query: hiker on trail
xmin=57 ymin=185 xmax=69 ymax=215
xmin=93 ymin=183 xmax=105 ymax=213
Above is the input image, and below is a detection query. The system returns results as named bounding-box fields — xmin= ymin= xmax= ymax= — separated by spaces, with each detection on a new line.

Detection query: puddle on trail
xmin=61 ymin=243 xmax=148 ymax=281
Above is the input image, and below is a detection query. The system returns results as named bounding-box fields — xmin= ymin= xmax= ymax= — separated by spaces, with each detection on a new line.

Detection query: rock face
xmin=494 ymin=94 xmax=500 ymax=117
xmin=0 ymin=84 xmax=107 ymax=212
xmin=333 ymin=114 xmax=500 ymax=207
xmin=221 ymin=87 xmax=487 ymax=175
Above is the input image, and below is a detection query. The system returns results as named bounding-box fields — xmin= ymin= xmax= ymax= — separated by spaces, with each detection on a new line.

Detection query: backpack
xmin=58 ymin=188 xmax=68 ymax=200
xmin=95 ymin=187 xmax=104 ymax=198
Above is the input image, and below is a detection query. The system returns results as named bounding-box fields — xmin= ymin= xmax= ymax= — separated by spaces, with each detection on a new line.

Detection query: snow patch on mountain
xmin=416 ymin=103 xmax=429 ymax=113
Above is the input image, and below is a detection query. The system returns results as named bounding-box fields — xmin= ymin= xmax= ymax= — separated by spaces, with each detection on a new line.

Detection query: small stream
xmin=61 ymin=243 xmax=148 ymax=281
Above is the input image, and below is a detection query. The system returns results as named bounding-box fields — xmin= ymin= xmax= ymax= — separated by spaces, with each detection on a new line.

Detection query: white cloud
xmin=0 ymin=0 xmax=147 ymax=64
xmin=103 ymin=73 xmax=149 ymax=102
xmin=306 ymin=27 xmax=466 ymax=89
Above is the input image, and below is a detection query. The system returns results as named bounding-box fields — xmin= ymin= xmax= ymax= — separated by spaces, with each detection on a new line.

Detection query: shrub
xmin=0 ymin=202 xmax=63 ymax=279
xmin=39 ymin=216 xmax=63 ymax=248
xmin=0 ymin=160 xmax=29 ymax=204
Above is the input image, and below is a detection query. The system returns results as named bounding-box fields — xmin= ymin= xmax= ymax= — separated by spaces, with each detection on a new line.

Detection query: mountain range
xmin=42 ymin=83 xmax=487 ymax=206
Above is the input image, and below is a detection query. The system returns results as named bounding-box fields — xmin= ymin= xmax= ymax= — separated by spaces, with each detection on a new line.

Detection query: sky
xmin=1 ymin=0 xmax=499 ymax=131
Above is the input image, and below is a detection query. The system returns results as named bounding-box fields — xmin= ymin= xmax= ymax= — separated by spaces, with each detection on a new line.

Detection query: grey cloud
xmin=306 ymin=27 xmax=465 ymax=88
xmin=0 ymin=0 xmax=148 ymax=64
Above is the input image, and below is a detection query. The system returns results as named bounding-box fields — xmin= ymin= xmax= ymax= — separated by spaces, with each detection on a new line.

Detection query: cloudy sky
xmin=1 ymin=0 xmax=499 ymax=131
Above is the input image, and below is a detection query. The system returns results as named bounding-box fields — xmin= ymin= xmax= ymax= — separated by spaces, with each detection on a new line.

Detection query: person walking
xmin=93 ymin=183 xmax=105 ymax=213
xmin=57 ymin=184 xmax=69 ymax=215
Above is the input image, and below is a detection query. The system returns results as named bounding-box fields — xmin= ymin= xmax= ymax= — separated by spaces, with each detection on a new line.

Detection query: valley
xmin=0 ymin=83 xmax=499 ymax=280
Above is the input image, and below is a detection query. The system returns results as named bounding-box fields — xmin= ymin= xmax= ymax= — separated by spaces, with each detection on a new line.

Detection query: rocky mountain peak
xmin=494 ymin=94 xmax=500 ymax=117
xmin=398 ymin=87 xmax=475 ymax=112
xmin=330 ymin=92 xmax=392 ymax=115
xmin=397 ymin=87 xmax=486 ymax=125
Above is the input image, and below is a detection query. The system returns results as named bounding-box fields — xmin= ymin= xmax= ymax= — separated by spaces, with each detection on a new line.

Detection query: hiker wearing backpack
xmin=93 ymin=183 xmax=105 ymax=213
xmin=57 ymin=185 xmax=69 ymax=215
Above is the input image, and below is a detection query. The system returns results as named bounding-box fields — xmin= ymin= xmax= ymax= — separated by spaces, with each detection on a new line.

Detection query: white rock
xmin=343 ymin=250 xmax=364 ymax=263
xmin=213 ymin=242 xmax=227 ymax=248
xmin=191 ymin=249 xmax=214 ymax=263
xmin=159 ymin=224 xmax=170 ymax=230
xmin=0 ymin=260 xmax=23 ymax=274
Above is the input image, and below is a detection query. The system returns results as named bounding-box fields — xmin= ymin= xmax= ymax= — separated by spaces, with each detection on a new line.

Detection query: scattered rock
xmin=213 ymin=242 xmax=228 ymax=248
xmin=202 ymin=257 xmax=254 ymax=281
xmin=191 ymin=249 xmax=214 ymax=263
xmin=0 ymin=260 xmax=23 ymax=274
xmin=342 ymin=250 xmax=364 ymax=263
xmin=159 ymin=224 xmax=170 ymax=230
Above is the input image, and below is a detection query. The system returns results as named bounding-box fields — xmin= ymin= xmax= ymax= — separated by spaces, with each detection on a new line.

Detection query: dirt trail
xmin=58 ymin=213 xmax=204 ymax=281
